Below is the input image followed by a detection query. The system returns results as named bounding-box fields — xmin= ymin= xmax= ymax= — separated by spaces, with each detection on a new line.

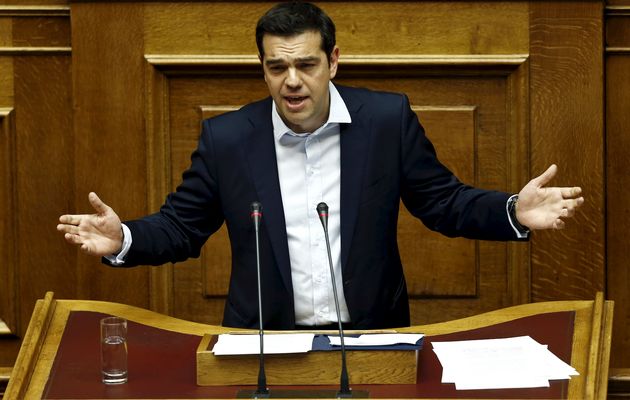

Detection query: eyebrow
xmin=264 ymin=56 xmax=321 ymax=66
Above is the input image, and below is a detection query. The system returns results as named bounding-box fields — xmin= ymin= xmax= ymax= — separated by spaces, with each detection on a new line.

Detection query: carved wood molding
xmin=0 ymin=5 xmax=70 ymax=17
xmin=0 ymin=47 xmax=71 ymax=55
xmin=607 ymin=47 xmax=630 ymax=54
xmin=0 ymin=108 xmax=17 ymax=336
xmin=606 ymin=5 xmax=630 ymax=16
xmin=146 ymin=54 xmax=529 ymax=75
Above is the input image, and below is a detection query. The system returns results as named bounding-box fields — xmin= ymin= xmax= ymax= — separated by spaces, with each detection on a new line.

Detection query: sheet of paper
xmin=328 ymin=333 xmax=424 ymax=346
xmin=431 ymin=335 xmax=578 ymax=390
xmin=212 ymin=333 xmax=315 ymax=356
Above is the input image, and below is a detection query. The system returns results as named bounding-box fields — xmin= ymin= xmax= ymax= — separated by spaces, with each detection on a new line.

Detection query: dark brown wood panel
xmin=529 ymin=2 xmax=605 ymax=301
xmin=606 ymin=1 xmax=630 ymax=370
xmin=14 ymin=55 xmax=74 ymax=332
xmin=71 ymin=4 xmax=150 ymax=306
xmin=0 ymin=8 xmax=73 ymax=368
xmin=12 ymin=16 xmax=70 ymax=47
xmin=404 ymin=106 xmax=477 ymax=297
xmin=0 ymin=109 xmax=17 ymax=337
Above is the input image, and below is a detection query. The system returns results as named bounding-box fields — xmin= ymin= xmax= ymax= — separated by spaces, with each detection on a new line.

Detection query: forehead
xmin=261 ymin=30 xmax=324 ymax=60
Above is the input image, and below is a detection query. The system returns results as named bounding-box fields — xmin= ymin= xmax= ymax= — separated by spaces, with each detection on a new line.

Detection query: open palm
xmin=516 ymin=165 xmax=584 ymax=230
xmin=57 ymin=192 xmax=123 ymax=256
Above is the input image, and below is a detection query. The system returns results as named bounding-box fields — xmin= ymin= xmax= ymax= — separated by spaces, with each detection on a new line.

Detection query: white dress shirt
xmin=272 ymin=82 xmax=352 ymax=325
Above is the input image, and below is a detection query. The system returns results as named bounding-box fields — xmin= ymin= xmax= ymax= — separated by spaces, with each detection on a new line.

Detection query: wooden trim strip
xmin=3 ymin=292 xmax=56 ymax=400
xmin=145 ymin=54 xmax=529 ymax=68
xmin=606 ymin=6 xmax=630 ymax=17
xmin=585 ymin=292 xmax=604 ymax=398
xmin=606 ymin=47 xmax=630 ymax=54
xmin=0 ymin=5 xmax=70 ymax=17
xmin=596 ymin=301 xmax=614 ymax=399
xmin=0 ymin=47 xmax=71 ymax=55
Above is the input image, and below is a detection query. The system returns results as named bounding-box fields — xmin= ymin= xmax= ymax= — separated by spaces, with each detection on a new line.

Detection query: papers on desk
xmin=431 ymin=335 xmax=579 ymax=390
xmin=212 ymin=333 xmax=315 ymax=355
xmin=211 ymin=333 xmax=423 ymax=355
xmin=328 ymin=333 xmax=424 ymax=347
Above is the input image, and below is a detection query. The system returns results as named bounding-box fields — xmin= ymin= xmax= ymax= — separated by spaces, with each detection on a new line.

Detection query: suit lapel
xmin=339 ymin=88 xmax=370 ymax=271
xmin=244 ymin=99 xmax=293 ymax=297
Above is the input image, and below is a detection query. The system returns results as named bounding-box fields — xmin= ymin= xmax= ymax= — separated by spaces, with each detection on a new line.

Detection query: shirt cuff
xmin=103 ymin=224 xmax=132 ymax=265
xmin=506 ymin=194 xmax=530 ymax=239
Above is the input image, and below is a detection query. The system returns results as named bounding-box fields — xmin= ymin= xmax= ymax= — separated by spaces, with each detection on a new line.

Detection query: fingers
xmin=560 ymin=186 xmax=582 ymax=199
xmin=552 ymin=219 xmax=566 ymax=230
xmin=58 ymin=214 xmax=85 ymax=225
xmin=531 ymin=164 xmax=558 ymax=188
xmin=57 ymin=223 xmax=79 ymax=235
xmin=88 ymin=192 xmax=110 ymax=214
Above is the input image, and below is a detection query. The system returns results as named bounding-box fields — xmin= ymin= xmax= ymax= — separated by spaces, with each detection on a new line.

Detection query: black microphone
xmin=316 ymin=202 xmax=352 ymax=398
xmin=251 ymin=202 xmax=269 ymax=398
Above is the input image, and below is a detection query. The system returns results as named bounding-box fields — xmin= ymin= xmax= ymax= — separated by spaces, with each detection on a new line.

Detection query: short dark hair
xmin=256 ymin=1 xmax=336 ymax=63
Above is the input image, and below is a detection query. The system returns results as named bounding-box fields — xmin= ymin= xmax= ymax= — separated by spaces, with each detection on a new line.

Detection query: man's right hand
xmin=57 ymin=192 xmax=123 ymax=257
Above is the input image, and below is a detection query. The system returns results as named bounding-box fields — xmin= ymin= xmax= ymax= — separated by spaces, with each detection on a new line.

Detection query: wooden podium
xmin=4 ymin=292 xmax=612 ymax=399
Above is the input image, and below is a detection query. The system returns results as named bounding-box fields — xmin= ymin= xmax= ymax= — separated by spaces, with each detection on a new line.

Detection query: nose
xmin=285 ymin=67 xmax=302 ymax=89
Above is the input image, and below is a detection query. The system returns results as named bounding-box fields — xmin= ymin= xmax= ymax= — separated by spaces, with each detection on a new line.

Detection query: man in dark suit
xmin=57 ymin=2 xmax=584 ymax=330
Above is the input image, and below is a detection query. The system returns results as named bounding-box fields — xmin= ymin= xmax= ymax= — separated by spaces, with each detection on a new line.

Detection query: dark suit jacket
xmin=115 ymin=85 xmax=521 ymax=330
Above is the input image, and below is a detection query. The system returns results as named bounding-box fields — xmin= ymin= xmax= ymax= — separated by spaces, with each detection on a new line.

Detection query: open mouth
xmin=284 ymin=96 xmax=308 ymax=107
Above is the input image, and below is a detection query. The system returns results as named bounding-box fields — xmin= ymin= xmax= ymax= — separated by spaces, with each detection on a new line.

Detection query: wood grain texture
xmin=606 ymin=26 xmax=630 ymax=369
xmin=12 ymin=15 xmax=70 ymax=47
xmin=0 ymin=109 xmax=17 ymax=338
xmin=14 ymin=55 xmax=73 ymax=338
xmin=529 ymin=2 xmax=605 ymax=301
xmin=71 ymin=3 xmax=150 ymax=306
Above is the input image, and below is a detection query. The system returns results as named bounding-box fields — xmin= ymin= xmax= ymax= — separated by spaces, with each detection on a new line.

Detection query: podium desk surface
xmin=5 ymin=292 xmax=612 ymax=399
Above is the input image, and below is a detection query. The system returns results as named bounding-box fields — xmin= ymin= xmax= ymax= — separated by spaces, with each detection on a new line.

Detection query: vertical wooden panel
xmin=14 ymin=55 xmax=73 ymax=331
xmin=71 ymin=4 xmax=149 ymax=306
xmin=401 ymin=107 xmax=477 ymax=296
xmin=0 ymin=109 xmax=17 ymax=338
xmin=530 ymin=2 xmax=605 ymax=300
xmin=606 ymin=2 xmax=630 ymax=370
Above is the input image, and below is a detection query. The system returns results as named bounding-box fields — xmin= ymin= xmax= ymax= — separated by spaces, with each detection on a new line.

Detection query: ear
xmin=329 ymin=46 xmax=339 ymax=79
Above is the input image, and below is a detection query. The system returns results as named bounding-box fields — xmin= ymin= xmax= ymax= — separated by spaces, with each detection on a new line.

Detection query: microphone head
xmin=316 ymin=202 xmax=329 ymax=216
xmin=316 ymin=202 xmax=329 ymax=231
xmin=250 ymin=201 xmax=262 ymax=219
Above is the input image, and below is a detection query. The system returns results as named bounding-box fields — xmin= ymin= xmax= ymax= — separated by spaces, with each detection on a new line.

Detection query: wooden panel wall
xmin=0 ymin=5 xmax=73 ymax=366
xmin=606 ymin=0 xmax=630 ymax=369
xmin=1 ymin=0 xmax=624 ymax=373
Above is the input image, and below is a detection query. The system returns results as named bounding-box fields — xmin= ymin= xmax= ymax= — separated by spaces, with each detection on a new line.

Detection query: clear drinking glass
xmin=100 ymin=316 xmax=128 ymax=384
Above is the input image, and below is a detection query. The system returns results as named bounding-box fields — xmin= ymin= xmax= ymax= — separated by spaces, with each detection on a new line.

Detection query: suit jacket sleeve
xmin=108 ymin=119 xmax=225 ymax=267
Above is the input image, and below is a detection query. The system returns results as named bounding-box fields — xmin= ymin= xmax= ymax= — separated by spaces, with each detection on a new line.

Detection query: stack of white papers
xmin=431 ymin=336 xmax=579 ymax=390
xmin=329 ymin=333 xmax=424 ymax=346
xmin=212 ymin=333 xmax=315 ymax=355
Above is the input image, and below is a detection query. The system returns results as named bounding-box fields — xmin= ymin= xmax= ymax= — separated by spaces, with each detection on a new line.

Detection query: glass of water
xmin=100 ymin=317 xmax=128 ymax=384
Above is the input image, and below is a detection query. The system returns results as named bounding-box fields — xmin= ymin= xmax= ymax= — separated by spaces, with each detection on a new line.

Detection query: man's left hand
xmin=516 ymin=164 xmax=584 ymax=230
